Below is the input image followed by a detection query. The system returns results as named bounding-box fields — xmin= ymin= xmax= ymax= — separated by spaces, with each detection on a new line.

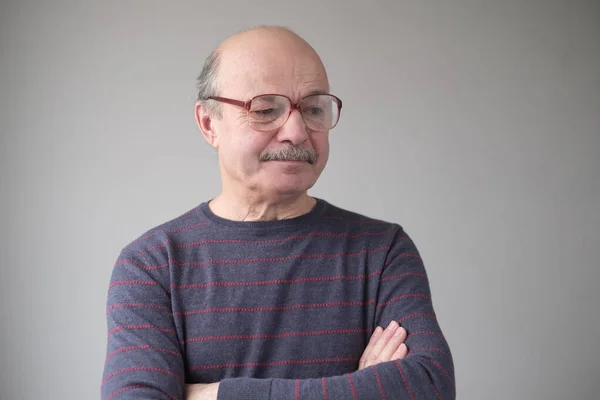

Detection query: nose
xmin=276 ymin=108 xmax=309 ymax=145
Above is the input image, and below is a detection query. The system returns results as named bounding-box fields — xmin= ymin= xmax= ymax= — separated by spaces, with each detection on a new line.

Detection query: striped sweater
xmin=102 ymin=198 xmax=455 ymax=399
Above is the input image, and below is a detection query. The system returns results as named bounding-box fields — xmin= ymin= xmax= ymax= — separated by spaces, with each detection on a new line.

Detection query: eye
xmin=308 ymin=106 xmax=324 ymax=116
xmin=303 ymin=105 xmax=325 ymax=118
xmin=255 ymin=108 xmax=276 ymax=116
xmin=251 ymin=107 xmax=284 ymax=119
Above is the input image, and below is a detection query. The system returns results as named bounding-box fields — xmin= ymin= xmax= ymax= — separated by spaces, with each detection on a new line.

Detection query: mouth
xmin=265 ymin=159 xmax=314 ymax=165
xmin=272 ymin=160 xmax=313 ymax=164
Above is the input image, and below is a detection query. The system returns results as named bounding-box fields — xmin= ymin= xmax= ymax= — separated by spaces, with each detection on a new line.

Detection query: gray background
xmin=1 ymin=1 xmax=599 ymax=399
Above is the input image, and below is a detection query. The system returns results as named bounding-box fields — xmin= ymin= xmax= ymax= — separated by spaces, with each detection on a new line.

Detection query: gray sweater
xmin=102 ymin=199 xmax=455 ymax=399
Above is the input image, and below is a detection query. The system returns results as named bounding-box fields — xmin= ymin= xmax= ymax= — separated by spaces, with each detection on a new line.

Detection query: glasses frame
xmin=206 ymin=93 xmax=343 ymax=131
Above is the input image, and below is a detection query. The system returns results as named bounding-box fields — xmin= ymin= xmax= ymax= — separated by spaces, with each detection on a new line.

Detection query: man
xmin=102 ymin=26 xmax=454 ymax=400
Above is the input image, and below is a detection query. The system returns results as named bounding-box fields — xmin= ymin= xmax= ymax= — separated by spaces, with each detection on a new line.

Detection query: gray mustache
xmin=260 ymin=147 xmax=317 ymax=164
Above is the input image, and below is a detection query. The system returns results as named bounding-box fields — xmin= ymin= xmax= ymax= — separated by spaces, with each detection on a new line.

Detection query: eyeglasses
xmin=206 ymin=93 xmax=342 ymax=132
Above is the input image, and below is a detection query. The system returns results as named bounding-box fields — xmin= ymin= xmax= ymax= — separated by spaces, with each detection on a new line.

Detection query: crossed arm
xmin=186 ymin=321 xmax=410 ymax=399
xmin=102 ymin=231 xmax=454 ymax=399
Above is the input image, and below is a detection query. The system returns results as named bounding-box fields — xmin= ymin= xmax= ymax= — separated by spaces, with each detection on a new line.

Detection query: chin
xmin=267 ymin=178 xmax=315 ymax=197
xmin=257 ymin=164 xmax=322 ymax=197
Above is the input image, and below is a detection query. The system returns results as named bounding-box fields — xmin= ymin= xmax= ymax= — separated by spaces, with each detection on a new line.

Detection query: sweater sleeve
xmin=101 ymin=249 xmax=185 ymax=400
xmin=217 ymin=228 xmax=455 ymax=400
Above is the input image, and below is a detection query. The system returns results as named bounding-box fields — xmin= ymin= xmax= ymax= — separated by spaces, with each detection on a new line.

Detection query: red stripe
xmin=109 ymin=280 xmax=157 ymax=289
xmin=411 ymin=347 xmax=451 ymax=357
xmin=395 ymin=360 xmax=415 ymax=400
xmin=384 ymin=253 xmax=422 ymax=265
xmin=399 ymin=313 xmax=437 ymax=323
xmin=172 ymin=271 xmax=381 ymax=290
xmin=428 ymin=360 xmax=455 ymax=390
xmin=104 ymin=345 xmax=180 ymax=364
xmin=322 ymin=377 xmax=328 ymax=400
xmin=171 ymin=245 xmax=390 ymax=268
xmin=175 ymin=300 xmax=376 ymax=316
xmin=107 ymin=324 xmax=175 ymax=339
xmin=431 ymin=379 xmax=444 ymax=400
xmin=346 ymin=374 xmax=358 ymax=400
xmin=101 ymin=366 xmax=184 ymax=387
xmin=144 ymin=241 xmax=171 ymax=253
xmin=106 ymin=303 xmax=169 ymax=315
xmin=115 ymin=259 xmax=169 ymax=271
xmin=129 ymin=223 xmax=210 ymax=246
xmin=120 ymin=246 xmax=389 ymax=271
xmin=381 ymin=272 xmax=427 ymax=282
xmin=105 ymin=384 xmax=178 ymax=400
xmin=185 ymin=329 xmax=372 ymax=343
xmin=393 ymin=235 xmax=411 ymax=243
xmin=407 ymin=331 xmax=447 ymax=341
xmin=295 ymin=379 xmax=300 ymax=400
xmin=372 ymin=366 xmax=387 ymax=400
xmin=190 ymin=357 xmax=360 ymax=371
xmin=376 ymin=293 xmax=431 ymax=308
xmin=177 ymin=293 xmax=428 ymax=316
xmin=106 ymin=384 xmax=144 ymax=400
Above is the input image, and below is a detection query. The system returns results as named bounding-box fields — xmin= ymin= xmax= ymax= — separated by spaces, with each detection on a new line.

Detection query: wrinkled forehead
xmin=217 ymin=39 xmax=329 ymax=100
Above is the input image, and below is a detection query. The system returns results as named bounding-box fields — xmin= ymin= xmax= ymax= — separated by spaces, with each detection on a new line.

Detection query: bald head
xmin=218 ymin=26 xmax=326 ymax=77
xmin=219 ymin=26 xmax=319 ymax=55
xmin=196 ymin=27 xmax=329 ymax=108
xmin=194 ymin=26 xmax=335 ymax=205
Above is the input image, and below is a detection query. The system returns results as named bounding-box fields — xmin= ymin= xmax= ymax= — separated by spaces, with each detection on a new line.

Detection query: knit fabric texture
xmin=102 ymin=198 xmax=455 ymax=399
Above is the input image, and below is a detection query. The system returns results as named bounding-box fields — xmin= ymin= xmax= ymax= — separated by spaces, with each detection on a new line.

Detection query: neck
xmin=209 ymin=191 xmax=316 ymax=222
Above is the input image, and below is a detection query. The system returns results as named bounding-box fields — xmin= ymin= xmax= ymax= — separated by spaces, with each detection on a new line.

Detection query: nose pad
xmin=287 ymin=106 xmax=304 ymax=122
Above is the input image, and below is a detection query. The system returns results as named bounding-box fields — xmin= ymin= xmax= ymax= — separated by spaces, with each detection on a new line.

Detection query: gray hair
xmin=196 ymin=49 xmax=221 ymax=117
xmin=259 ymin=146 xmax=317 ymax=164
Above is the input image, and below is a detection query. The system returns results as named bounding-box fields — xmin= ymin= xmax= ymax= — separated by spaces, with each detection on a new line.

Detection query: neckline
xmin=198 ymin=197 xmax=328 ymax=230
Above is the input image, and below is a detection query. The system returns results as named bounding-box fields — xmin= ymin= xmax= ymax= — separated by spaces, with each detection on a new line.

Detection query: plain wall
xmin=1 ymin=1 xmax=599 ymax=399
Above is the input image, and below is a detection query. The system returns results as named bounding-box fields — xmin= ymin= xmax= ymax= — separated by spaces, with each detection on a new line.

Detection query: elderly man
xmin=102 ymin=26 xmax=454 ymax=400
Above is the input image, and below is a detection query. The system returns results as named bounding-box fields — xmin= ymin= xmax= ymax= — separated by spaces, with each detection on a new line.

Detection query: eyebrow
xmin=309 ymin=89 xmax=329 ymax=95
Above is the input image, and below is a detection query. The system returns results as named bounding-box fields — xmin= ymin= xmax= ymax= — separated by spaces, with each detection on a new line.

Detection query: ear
xmin=195 ymin=101 xmax=220 ymax=148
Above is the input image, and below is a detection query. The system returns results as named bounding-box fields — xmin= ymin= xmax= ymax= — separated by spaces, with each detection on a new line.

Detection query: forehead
xmin=217 ymin=33 xmax=329 ymax=100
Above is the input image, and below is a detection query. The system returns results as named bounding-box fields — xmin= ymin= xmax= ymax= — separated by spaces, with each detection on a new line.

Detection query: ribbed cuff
xmin=217 ymin=377 xmax=273 ymax=400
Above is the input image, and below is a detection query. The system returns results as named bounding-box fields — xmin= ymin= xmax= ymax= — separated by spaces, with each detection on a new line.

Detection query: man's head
xmin=195 ymin=26 xmax=340 ymax=202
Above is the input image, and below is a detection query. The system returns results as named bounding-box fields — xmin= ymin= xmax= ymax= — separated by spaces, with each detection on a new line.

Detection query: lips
xmin=275 ymin=159 xmax=312 ymax=164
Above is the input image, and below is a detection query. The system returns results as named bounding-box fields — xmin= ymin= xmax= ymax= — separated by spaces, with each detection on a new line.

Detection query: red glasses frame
xmin=206 ymin=93 xmax=343 ymax=130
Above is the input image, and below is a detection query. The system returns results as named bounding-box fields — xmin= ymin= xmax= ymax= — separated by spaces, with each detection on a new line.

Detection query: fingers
xmin=391 ymin=343 xmax=408 ymax=360
xmin=368 ymin=321 xmax=402 ymax=363
xmin=377 ymin=323 xmax=407 ymax=362
xmin=359 ymin=326 xmax=382 ymax=369
xmin=359 ymin=320 xmax=408 ymax=370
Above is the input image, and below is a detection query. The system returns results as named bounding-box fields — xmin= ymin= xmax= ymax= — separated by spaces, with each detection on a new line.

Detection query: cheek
xmin=313 ymin=133 xmax=330 ymax=169
xmin=221 ymin=130 xmax=273 ymax=172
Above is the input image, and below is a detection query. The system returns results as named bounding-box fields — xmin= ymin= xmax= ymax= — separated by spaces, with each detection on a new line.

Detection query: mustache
xmin=259 ymin=147 xmax=317 ymax=164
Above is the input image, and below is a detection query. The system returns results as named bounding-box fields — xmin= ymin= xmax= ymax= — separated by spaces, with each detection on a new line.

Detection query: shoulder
xmin=317 ymin=199 xmax=409 ymax=247
xmin=120 ymin=203 xmax=209 ymax=255
xmin=319 ymin=199 xmax=403 ymax=232
xmin=316 ymin=199 xmax=424 ymax=266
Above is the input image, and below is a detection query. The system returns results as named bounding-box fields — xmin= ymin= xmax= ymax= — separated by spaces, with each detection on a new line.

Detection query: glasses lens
xmin=248 ymin=95 xmax=290 ymax=131
xmin=301 ymin=95 xmax=340 ymax=131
